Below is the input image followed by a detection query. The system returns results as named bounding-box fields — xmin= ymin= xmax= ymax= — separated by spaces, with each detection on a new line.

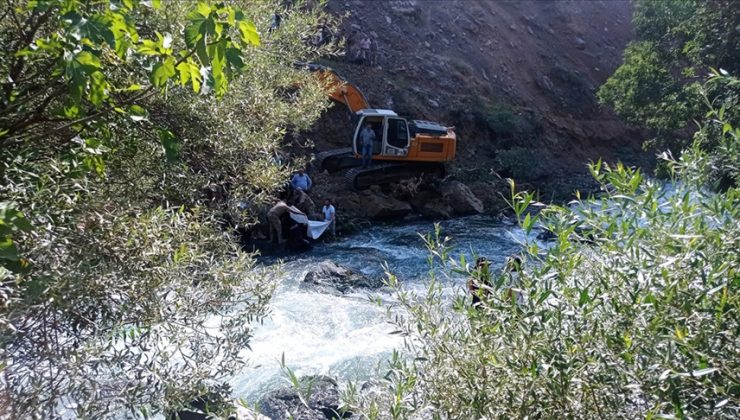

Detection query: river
xmin=230 ymin=215 xmax=543 ymax=402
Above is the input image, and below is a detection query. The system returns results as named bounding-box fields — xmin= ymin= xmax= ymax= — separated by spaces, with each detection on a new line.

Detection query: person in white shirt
xmin=322 ymin=198 xmax=336 ymax=237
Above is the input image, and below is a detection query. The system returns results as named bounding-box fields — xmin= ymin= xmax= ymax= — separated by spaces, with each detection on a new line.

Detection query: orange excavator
xmin=307 ymin=64 xmax=457 ymax=189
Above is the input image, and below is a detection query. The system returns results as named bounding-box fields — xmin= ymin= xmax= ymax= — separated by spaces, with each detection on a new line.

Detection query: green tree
xmin=598 ymin=0 xmax=740 ymax=134
xmin=0 ymin=0 xmax=339 ymax=417
xmin=347 ymin=76 xmax=740 ymax=419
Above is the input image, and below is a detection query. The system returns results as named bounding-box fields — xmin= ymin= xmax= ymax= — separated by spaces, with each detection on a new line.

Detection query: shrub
xmin=495 ymin=147 xmax=543 ymax=179
xmin=0 ymin=0 xmax=337 ymax=417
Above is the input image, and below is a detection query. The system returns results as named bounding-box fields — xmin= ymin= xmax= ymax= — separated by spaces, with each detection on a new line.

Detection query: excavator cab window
xmin=386 ymin=118 xmax=409 ymax=149
xmin=354 ymin=116 xmax=384 ymax=154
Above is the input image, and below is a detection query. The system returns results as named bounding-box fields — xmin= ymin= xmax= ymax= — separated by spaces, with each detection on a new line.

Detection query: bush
xmin=495 ymin=147 xmax=543 ymax=179
xmin=472 ymin=101 xmax=538 ymax=142
xmin=0 ymin=0 xmax=338 ymax=417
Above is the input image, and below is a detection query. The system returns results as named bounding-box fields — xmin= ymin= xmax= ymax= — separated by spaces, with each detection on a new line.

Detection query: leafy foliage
xmin=0 ymin=0 xmax=340 ymax=417
xmin=598 ymin=0 xmax=740 ymax=134
xmin=345 ymin=77 xmax=740 ymax=418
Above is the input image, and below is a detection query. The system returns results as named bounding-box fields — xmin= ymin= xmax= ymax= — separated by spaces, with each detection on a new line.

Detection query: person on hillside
xmin=290 ymin=169 xmax=312 ymax=192
xmin=322 ymin=198 xmax=336 ymax=237
xmin=267 ymin=199 xmax=302 ymax=245
xmin=360 ymin=122 xmax=376 ymax=168
xmin=467 ymin=257 xmax=491 ymax=307
xmin=358 ymin=36 xmax=372 ymax=65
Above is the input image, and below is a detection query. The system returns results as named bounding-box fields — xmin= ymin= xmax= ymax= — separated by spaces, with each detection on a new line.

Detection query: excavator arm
xmin=306 ymin=63 xmax=370 ymax=113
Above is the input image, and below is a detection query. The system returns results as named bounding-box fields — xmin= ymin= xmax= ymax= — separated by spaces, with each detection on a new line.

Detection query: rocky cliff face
xmin=278 ymin=0 xmax=651 ymax=230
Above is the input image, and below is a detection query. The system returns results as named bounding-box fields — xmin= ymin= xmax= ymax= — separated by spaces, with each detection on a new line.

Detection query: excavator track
xmin=344 ymin=162 xmax=446 ymax=190
xmin=313 ymin=148 xmax=360 ymax=172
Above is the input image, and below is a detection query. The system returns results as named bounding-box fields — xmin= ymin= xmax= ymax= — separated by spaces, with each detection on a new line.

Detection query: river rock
xmin=421 ymin=199 xmax=454 ymax=219
xmin=259 ymin=375 xmax=348 ymax=420
xmin=359 ymin=190 xmax=413 ymax=219
xmin=574 ymin=36 xmax=587 ymax=50
xmin=468 ymin=180 xmax=508 ymax=213
xmin=440 ymin=181 xmax=484 ymax=215
xmin=303 ymin=260 xmax=383 ymax=294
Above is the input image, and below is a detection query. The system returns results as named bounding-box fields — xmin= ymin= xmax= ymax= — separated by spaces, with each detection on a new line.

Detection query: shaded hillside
xmin=304 ymin=0 xmax=648 ymax=198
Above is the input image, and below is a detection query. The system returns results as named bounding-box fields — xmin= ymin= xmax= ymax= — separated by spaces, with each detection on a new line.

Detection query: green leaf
xmin=151 ymin=57 xmax=176 ymax=87
xmin=0 ymin=237 xmax=19 ymax=261
xmin=176 ymin=61 xmax=202 ymax=93
xmin=159 ymin=129 xmax=180 ymax=163
xmin=238 ymin=21 xmax=260 ymax=46
xmin=80 ymin=14 xmax=116 ymax=48
xmin=138 ymin=39 xmax=161 ymax=56
xmin=128 ymin=105 xmax=148 ymax=121
xmin=184 ymin=22 xmax=204 ymax=48
xmin=225 ymin=48 xmax=244 ymax=70
xmin=209 ymin=40 xmax=227 ymax=97
xmin=89 ymin=71 xmax=108 ymax=106
xmin=75 ymin=51 xmax=101 ymax=73
xmin=196 ymin=2 xmax=212 ymax=18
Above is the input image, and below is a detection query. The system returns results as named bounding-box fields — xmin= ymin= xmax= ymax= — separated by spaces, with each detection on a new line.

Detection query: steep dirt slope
xmin=305 ymin=0 xmax=647 ymax=197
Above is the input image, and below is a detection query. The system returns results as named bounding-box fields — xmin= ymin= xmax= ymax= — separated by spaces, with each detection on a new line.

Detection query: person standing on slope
xmin=290 ymin=169 xmax=312 ymax=192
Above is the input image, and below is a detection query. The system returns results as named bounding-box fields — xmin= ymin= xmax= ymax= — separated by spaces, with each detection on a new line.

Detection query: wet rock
xmin=303 ymin=260 xmax=383 ymax=294
xmin=427 ymin=99 xmax=439 ymax=108
xmin=404 ymin=188 xmax=448 ymax=218
xmin=359 ymin=190 xmax=413 ymax=219
xmin=469 ymin=181 xmax=509 ymax=214
xmin=440 ymin=181 xmax=484 ymax=215
xmin=536 ymin=75 xmax=554 ymax=92
xmin=390 ymin=0 xmax=418 ymax=15
xmin=574 ymin=36 xmax=586 ymax=50
xmin=259 ymin=376 xmax=349 ymax=420
xmin=421 ymin=199 xmax=454 ymax=219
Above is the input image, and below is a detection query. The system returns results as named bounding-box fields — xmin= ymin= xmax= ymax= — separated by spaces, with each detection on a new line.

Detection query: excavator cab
xmin=352 ymin=110 xmax=408 ymax=158
xmin=308 ymin=64 xmax=456 ymax=188
xmin=351 ymin=110 xmax=456 ymax=163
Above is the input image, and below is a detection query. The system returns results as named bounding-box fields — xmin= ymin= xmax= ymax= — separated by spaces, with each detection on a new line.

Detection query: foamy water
xmin=230 ymin=215 xmax=543 ymax=401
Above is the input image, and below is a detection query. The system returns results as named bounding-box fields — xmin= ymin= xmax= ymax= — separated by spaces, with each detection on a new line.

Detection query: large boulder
xmin=258 ymin=376 xmax=349 ymax=420
xmin=468 ymin=180 xmax=509 ymax=214
xmin=440 ymin=181 xmax=484 ymax=215
xmin=359 ymin=190 xmax=412 ymax=219
xmin=302 ymin=260 xmax=383 ymax=294
xmin=420 ymin=200 xmax=454 ymax=219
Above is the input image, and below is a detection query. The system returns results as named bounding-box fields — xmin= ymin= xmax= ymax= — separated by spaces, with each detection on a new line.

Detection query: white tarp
xmin=289 ymin=212 xmax=332 ymax=239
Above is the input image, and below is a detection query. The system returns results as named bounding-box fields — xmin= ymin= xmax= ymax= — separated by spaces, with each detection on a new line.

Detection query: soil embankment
xmin=286 ymin=0 xmax=649 ymax=231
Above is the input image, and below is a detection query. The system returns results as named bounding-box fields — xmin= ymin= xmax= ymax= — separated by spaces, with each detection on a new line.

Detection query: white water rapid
xmin=230 ymin=215 xmax=542 ymax=402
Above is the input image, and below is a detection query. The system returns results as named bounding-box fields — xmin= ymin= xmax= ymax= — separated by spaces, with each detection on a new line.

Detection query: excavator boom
xmin=307 ymin=63 xmax=370 ymax=113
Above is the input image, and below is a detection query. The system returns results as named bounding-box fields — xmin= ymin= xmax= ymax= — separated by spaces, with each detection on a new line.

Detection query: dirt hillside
xmin=301 ymin=0 xmax=647 ymax=198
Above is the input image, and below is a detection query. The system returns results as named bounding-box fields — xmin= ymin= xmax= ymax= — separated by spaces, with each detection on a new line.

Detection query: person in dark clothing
xmin=269 ymin=13 xmax=282 ymax=33
xmin=505 ymin=256 xmax=523 ymax=305
xmin=287 ymin=220 xmax=311 ymax=252
xmin=467 ymin=257 xmax=491 ymax=307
